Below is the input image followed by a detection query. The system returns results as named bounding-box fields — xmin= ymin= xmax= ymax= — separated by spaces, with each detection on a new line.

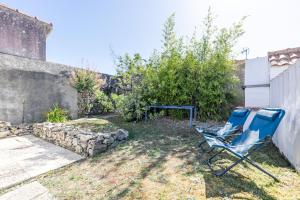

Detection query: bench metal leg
xmin=145 ymin=110 xmax=148 ymax=122
xmin=189 ymin=108 xmax=193 ymax=128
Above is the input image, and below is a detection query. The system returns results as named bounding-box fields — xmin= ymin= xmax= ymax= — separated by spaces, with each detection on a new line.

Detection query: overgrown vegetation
xmin=90 ymin=90 xmax=114 ymax=114
xmin=115 ymin=9 xmax=245 ymax=121
xmin=70 ymin=68 xmax=106 ymax=116
xmin=46 ymin=104 xmax=68 ymax=123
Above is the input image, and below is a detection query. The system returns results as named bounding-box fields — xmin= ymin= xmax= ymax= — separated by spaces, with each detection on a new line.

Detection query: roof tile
xmin=268 ymin=47 xmax=300 ymax=67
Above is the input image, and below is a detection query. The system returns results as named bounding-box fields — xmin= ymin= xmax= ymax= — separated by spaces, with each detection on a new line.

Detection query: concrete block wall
xmin=0 ymin=53 xmax=78 ymax=124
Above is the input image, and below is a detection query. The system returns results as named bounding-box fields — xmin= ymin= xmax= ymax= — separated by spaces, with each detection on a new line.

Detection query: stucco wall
xmin=0 ymin=53 xmax=78 ymax=124
xmin=244 ymin=57 xmax=270 ymax=107
xmin=270 ymin=60 xmax=300 ymax=171
xmin=270 ymin=66 xmax=289 ymax=80
xmin=0 ymin=5 xmax=51 ymax=60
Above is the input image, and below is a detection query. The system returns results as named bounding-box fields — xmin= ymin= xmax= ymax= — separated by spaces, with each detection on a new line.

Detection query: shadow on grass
xmin=90 ymin=116 xmax=293 ymax=199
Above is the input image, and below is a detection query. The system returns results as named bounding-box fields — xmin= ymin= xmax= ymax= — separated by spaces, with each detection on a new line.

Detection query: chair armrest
xmin=230 ymin=141 xmax=268 ymax=148
xmin=226 ymin=131 xmax=243 ymax=136
xmin=203 ymin=125 xmax=223 ymax=132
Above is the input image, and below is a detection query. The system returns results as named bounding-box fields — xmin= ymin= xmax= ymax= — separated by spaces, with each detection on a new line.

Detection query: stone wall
xmin=0 ymin=4 xmax=52 ymax=61
xmin=32 ymin=123 xmax=128 ymax=156
xmin=0 ymin=121 xmax=32 ymax=138
xmin=0 ymin=53 xmax=78 ymax=124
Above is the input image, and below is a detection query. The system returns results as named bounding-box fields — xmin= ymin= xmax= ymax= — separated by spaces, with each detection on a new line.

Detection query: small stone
xmin=72 ymin=138 xmax=78 ymax=147
xmin=75 ymin=145 xmax=83 ymax=154
xmin=110 ymin=141 xmax=119 ymax=148
xmin=87 ymin=139 xmax=96 ymax=149
xmin=116 ymin=129 xmax=129 ymax=141
xmin=0 ymin=121 xmax=11 ymax=128
xmin=79 ymin=133 xmax=95 ymax=143
xmin=88 ymin=148 xmax=94 ymax=156
xmin=93 ymin=144 xmax=107 ymax=154
xmin=80 ymin=142 xmax=88 ymax=150
xmin=103 ymin=137 xmax=114 ymax=145
xmin=96 ymin=134 xmax=105 ymax=141
xmin=103 ymin=133 xmax=111 ymax=139
xmin=0 ymin=131 xmax=10 ymax=138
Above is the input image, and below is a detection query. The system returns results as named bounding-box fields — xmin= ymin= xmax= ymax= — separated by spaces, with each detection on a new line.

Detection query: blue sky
xmin=2 ymin=0 xmax=300 ymax=75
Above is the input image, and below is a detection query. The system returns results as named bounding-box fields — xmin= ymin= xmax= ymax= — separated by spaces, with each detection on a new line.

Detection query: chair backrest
xmin=231 ymin=108 xmax=285 ymax=148
xmin=218 ymin=108 xmax=251 ymax=137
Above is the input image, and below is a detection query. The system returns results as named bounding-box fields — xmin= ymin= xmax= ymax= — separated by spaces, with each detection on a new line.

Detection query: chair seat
xmin=204 ymin=135 xmax=252 ymax=157
xmin=196 ymin=124 xmax=234 ymax=137
xmin=205 ymin=136 xmax=227 ymax=147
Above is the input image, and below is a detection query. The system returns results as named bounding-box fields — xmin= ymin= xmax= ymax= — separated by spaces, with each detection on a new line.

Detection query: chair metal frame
xmin=205 ymin=108 xmax=285 ymax=182
xmin=206 ymin=137 xmax=279 ymax=181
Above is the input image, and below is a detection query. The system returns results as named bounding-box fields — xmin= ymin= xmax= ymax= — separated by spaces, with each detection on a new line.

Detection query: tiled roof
xmin=268 ymin=47 xmax=300 ymax=67
xmin=0 ymin=3 xmax=53 ymax=35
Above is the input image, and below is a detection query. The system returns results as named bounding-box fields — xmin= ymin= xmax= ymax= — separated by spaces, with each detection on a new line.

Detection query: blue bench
xmin=145 ymin=105 xmax=196 ymax=128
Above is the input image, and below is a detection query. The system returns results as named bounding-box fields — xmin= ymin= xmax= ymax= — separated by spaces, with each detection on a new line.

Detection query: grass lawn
xmin=38 ymin=116 xmax=300 ymax=200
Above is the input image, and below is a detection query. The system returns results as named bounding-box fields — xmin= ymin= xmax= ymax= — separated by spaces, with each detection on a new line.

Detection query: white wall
xmin=245 ymin=57 xmax=270 ymax=107
xmin=270 ymin=66 xmax=289 ymax=80
xmin=245 ymin=88 xmax=270 ymax=107
xmin=270 ymin=60 xmax=300 ymax=171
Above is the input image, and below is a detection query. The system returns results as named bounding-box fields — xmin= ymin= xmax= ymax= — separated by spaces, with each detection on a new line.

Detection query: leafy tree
xmin=115 ymin=8 xmax=245 ymax=121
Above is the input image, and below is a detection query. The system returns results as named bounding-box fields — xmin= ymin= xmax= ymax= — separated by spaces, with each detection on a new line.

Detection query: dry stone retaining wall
xmin=0 ymin=121 xmax=32 ymax=138
xmin=32 ymin=123 xmax=128 ymax=157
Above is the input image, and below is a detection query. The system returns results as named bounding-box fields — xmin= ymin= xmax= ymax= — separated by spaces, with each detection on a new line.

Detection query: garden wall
xmin=0 ymin=53 xmax=78 ymax=124
xmin=270 ymin=60 xmax=300 ymax=172
xmin=0 ymin=121 xmax=32 ymax=138
xmin=32 ymin=122 xmax=128 ymax=156
xmin=244 ymin=57 xmax=270 ymax=107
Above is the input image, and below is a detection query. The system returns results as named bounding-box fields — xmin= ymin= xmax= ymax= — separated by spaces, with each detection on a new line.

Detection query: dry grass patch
xmin=66 ymin=117 xmax=119 ymax=133
xmin=38 ymin=116 xmax=300 ymax=200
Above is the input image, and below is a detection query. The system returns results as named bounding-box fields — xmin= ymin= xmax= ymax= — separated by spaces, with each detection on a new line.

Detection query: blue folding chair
xmin=207 ymin=108 xmax=285 ymax=181
xmin=196 ymin=108 xmax=251 ymax=152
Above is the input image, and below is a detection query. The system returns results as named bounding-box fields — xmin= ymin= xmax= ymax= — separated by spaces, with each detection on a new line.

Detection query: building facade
xmin=0 ymin=4 xmax=52 ymax=60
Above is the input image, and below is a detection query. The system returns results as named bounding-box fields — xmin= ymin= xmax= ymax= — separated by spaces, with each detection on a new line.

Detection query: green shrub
xmin=111 ymin=92 xmax=146 ymax=121
xmin=111 ymin=93 xmax=125 ymax=113
xmin=122 ymin=91 xmax=147 ymax=121
xmin=148 ymin=110 xmax=165 ymax=120
xmin=114 ymin=9 xmax=245 ymax=121
xmin=46 ymin=105 xmax=68 ymax=123
xmin=91 ymin=91 xmax=114 ymax=114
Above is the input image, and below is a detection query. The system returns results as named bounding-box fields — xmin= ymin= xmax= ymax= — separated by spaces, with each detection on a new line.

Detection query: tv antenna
xmin=241 ymin=47 xmax=250 ymax=60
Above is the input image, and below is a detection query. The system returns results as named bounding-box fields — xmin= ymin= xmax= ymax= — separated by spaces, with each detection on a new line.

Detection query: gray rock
xmin=75 ymin=145 xmax=83 ymax=154
xmin=103 ymin=137 xmax=114 ymax=145
xmin=72 ymin=138 xmax=78 ymax=147
xmin=78 ymin=133 xmax=95 ymax=143
xmin=116 ymin=129 xmax=129 ymax=141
